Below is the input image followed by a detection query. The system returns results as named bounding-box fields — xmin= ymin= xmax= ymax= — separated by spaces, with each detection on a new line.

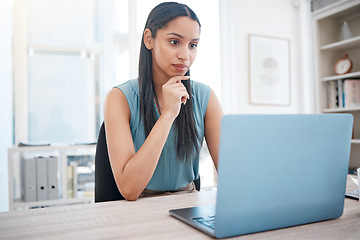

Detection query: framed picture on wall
xmin=248 ymin=34 xmax=290 ymax=105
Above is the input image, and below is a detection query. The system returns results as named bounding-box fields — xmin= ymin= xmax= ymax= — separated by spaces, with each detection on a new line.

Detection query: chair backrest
xmin=95 ymin=122 xmax=125 ymax=202
xmin=94 ymin=122 xmax=201 ymax=202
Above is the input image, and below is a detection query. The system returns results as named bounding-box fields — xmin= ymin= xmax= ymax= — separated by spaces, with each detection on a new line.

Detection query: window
xmin=14 ymin=0 xmax=102 ymax=144
xmin=27 ymin=48 xmax=99 ymax=143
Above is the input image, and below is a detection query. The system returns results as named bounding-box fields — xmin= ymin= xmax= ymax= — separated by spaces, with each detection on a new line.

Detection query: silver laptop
xmin=169 ymin=114 xmax=353 ymax=238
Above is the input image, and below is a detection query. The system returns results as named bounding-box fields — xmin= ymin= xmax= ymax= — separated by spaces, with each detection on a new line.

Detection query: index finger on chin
xmin=170 ymin=75 xmax=190 ymax=83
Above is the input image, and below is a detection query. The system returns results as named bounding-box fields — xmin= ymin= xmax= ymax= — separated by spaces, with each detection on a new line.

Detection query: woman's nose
xmin=177 ymin=46 xmax=190 ymax=61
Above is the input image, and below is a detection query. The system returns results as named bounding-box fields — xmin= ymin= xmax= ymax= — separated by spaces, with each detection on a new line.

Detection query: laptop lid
xmin=214 ymin=114 xmax=353 ymax=238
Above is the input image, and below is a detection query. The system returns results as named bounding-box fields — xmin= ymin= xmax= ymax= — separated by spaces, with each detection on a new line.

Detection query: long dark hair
xmin=138 ymin=2 xmax=201 ymax=161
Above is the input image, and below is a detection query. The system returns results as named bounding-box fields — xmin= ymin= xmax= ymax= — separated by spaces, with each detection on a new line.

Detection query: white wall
xmin=219 ymin=0 xmax=314 ymax=114
xmin=0 ymin=0 xmax=14 ymax=212
xmin=0 ymin=0 xmax=316 ymax=212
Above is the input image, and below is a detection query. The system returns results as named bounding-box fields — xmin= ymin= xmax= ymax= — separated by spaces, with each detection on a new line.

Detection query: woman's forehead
xmin=159 ymin=16 xmax=200 ymax=39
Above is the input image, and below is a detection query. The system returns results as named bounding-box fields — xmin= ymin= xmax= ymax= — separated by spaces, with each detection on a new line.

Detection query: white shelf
xmin=320 ymin=36 xmax=360 ymax=51
xmin=8 ymin=144 xmax=96 ymax=211
xmin=323 ymin=106 xmax=360 ymax=113
xmin=12 ymin=196 xmax=93 ymax=210
xmin=322 ymin=71 xmax=360 ymax=81
xmin=351 ymin=139 xmax=360 ymax=144
xmin=8 ymin=144 xmax=96 ymax=152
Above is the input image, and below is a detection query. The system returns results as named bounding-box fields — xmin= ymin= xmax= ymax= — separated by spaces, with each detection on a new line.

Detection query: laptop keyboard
xmin=192 ymin=215 xmax=216 ymax=229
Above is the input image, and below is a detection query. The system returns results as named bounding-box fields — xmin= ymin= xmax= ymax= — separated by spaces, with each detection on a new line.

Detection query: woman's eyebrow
xmin=166 ymin=32 xmax=199 ymax=41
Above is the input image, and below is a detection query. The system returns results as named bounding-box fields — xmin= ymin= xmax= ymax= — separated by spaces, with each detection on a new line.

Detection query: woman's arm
xmin=204 ymin=89 xmax=223 ymax=170
xmin=104 ymin=76 xmax=189 ymax=201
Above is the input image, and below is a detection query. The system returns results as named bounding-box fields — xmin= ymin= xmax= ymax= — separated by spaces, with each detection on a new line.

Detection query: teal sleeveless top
xmin=115 ymin=79 xmax=211 ymax=191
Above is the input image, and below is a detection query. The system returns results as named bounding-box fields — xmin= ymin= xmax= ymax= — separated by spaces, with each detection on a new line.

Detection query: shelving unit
xmin=320 ymin=35 xmax=360 ymax=51
xmin=322 ymin=71 xmax=360 ymax=81
xmin=312 ymin=0 xmax=360 ymax=172
xmin=8 ymin=144 xmax=96 ymax=210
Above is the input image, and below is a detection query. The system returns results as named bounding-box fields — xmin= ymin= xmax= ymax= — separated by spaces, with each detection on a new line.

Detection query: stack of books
xmin=326 ymin=78 xmax=360 ymax=109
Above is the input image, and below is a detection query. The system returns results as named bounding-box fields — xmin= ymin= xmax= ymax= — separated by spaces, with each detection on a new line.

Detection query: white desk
xmin=0 ymin=187 xmax=359 ymax=239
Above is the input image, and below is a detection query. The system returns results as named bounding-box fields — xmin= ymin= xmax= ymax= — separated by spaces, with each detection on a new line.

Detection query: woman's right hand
xmin=161 ymin=75 xmax=190 ymax=120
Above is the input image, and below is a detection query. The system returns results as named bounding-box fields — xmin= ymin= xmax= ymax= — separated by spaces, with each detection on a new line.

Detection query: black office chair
xmin=95 ymin=122 xmax=125 ymax=202
xmin=94 ymin=122 xmax=201 ymax=203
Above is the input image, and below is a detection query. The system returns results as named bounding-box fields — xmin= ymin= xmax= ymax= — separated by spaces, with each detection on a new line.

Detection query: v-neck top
xmin=114 ymin=78 xmax=211 ymax=191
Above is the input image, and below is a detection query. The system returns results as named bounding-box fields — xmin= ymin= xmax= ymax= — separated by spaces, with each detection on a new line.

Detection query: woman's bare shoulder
xmin=104 ymin=88 xmax=131 ymax=121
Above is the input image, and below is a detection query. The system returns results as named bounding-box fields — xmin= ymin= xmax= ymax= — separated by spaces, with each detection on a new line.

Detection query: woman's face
xmin=146 ymin=16 xmax=200 ymax=81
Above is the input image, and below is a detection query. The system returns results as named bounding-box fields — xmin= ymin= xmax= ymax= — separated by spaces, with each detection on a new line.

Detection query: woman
xmin=104 ymin=2 xmax=223 ymax=200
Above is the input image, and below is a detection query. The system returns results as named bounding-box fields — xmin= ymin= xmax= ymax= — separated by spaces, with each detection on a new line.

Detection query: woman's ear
xmin=143 ymin=29 xmax=153 ymax=50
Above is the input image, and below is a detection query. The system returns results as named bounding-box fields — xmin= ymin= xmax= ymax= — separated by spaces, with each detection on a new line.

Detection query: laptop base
xmin=169 ymin=205 xmax=216 ymax=238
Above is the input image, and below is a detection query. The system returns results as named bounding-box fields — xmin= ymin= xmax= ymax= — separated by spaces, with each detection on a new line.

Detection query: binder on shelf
xmin=47 ymin=156 xmax=59 ymax=200
xmin=72 ymin=162 xmax=78 ymax=198
xmin=344 ymin=79 xmax=360 ymax=108
xmin=22 ymin=158 xmax=36 ymax=202
xmin=36 ymin=157 xmax=48 ymax=201
xmin=337 ymin=79 xmax=344 ymax=108
xmin=66 ymin=165 xmax=74 ymax=198
xmin=67 ymin=162 xmax=78 ymax=198
xmin=326 ymin=81 xmax=337 ymax=109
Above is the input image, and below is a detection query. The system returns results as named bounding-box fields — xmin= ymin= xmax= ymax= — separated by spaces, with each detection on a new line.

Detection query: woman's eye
xmin=170 ymin=40 xmax=179 ymax=45
xmin=190 ymin=43 xmax=198 ymax=48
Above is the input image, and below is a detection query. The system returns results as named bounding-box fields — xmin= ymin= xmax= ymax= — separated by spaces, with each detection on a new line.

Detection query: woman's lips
xmin=173 ymin=64 xmax=188 ymax=72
